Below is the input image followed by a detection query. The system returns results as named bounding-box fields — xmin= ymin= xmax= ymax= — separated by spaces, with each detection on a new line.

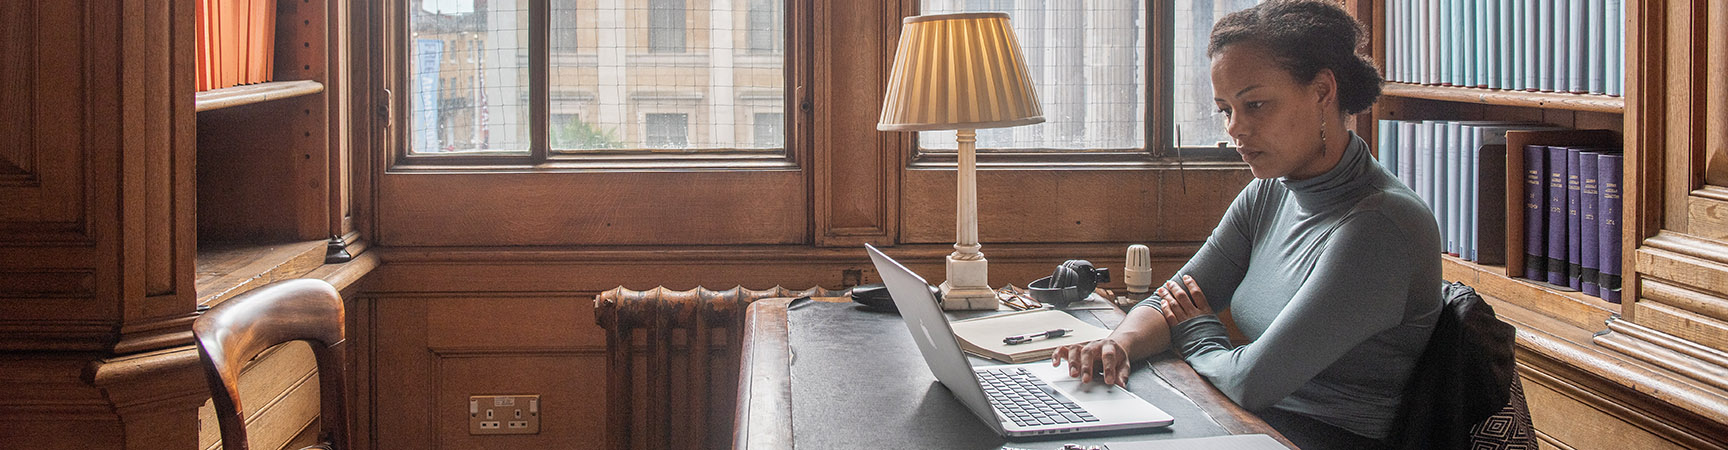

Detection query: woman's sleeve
xmin=1171 ymin=212 xmax=1417 ymax=411
xmin=1132 ymin=183 xmax=1258 ymax=314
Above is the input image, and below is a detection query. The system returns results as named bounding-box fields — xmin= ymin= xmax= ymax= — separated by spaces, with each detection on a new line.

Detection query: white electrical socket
xmin=469 ymin=394 xmax=541 ymax=435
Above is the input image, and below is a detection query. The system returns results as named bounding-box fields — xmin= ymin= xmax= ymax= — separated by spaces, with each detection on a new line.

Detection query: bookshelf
xmin=194 ymin=79 xmax=324 ymax=112
xmin=1355 ymin=1 xmax=1728 ymax=447
xmin=193 ymin=0 xmax=356 ymax=308
xmin=1381 ymin=83 xmax=1623 ymax=114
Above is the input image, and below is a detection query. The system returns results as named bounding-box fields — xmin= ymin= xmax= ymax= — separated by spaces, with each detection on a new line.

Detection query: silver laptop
xmin=865 ymin=244 xmax=1175 ymax=437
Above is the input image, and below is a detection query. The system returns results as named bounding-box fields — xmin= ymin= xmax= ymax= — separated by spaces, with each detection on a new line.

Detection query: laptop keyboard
xmin=977 ymin=368 xmax=1100 ymax=427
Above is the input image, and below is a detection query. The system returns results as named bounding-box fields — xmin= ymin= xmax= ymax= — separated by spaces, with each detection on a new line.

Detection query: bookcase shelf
xmin=1382 ymin=83 xmax=1624 ymax=114
xmin=1440 ymin=254 xmax=1617 ymax=332
xmin=195 ymin=239 xmax=328 ymax=307
xmin=194 ymin=79 xmax=325 ymax=112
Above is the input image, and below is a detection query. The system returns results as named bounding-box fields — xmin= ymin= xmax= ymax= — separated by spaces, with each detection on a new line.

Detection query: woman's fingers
xmin=1100 ymin=341 xmax=1125 ymax=387
xmin=1182 ymin=275 xmax=1211 ymax=315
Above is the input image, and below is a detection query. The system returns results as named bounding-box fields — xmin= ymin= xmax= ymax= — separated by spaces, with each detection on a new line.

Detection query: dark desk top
xmin=734 ymin=298 xmax=1293 ymax=450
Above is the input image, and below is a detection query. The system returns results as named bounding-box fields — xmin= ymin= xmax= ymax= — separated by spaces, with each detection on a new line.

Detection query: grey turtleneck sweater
xmin=1134 ymin=132 xmax=1441 ymax=439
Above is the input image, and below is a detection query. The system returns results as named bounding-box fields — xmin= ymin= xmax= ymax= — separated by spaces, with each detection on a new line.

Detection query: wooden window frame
xmin=387 ymin=0 xmax=802 ymax=171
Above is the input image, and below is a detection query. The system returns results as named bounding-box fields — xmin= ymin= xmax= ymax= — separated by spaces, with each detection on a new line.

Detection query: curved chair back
xmin=193 ymin=279 xmax=348 ymax=450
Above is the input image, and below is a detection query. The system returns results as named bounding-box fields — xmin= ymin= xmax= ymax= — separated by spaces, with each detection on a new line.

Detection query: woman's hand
xmin=1159 ymin=275 xmax=1214 ymax=326
xmin=1050 ymin=337 xmax=1133 ymax=387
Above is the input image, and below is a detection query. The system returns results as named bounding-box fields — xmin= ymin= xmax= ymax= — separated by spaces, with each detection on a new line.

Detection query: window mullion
xmin=530 ymin=0 xmax=550 ymax=163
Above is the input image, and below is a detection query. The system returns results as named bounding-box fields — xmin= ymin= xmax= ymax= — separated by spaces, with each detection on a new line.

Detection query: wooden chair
xmin=193 ymin=279 xmax=349 ymax=450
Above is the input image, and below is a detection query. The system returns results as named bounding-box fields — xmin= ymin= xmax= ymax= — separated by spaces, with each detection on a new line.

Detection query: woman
xmin=1050 ymin=1 xmax=1441 ymax=448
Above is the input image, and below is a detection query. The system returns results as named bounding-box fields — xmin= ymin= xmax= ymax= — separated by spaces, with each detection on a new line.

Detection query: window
xmin=552 ymin=2 xmax=579 ymax=54
xmin=753 ymin=113 xmax=784 ymax=148
xmin=406 ymin=0 xmax=788 ymax=162
xmin=646 ymin=113 xmax=689 ymax=148
xmin=649 ymin=0 xmax=687 ymax=53
xmin=916 ymin=0 xmax=1260 ymax=157
xmin=747 ymin=0 xmax=783 ymax=54
xmin=1173 ymin=0 xmax=1262 ymax=147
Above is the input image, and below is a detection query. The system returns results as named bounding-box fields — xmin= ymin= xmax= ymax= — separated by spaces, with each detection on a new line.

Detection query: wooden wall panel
xmin=371 ymin=294 xmax=607 ymax=450
xmin=811 ymin=0 xmax=899 ymax=246
xmin=377 ymin=171 xmax=806 ymax=247
xmin=197 ymin=342 xmax=322 ymax=450
xmin=0 ymin=0 xmax=91 ymax=239
xmin=1521 ymin=371 xmax=1689 ymax=450
xmin=901 ymin=168 xmax=1248 ymax=244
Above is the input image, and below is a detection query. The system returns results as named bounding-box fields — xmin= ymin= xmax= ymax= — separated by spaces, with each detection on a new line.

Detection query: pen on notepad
xmin=1002 ymin=329 xmax=1072 ymax=345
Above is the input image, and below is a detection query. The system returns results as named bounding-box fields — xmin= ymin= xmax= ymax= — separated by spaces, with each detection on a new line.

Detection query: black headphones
xmin=1028 ymin=260 xmax=1110 ymax=308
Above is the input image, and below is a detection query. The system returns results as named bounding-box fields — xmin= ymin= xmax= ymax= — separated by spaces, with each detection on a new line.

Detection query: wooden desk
xmin=734 ymin=298 xmax=1294 ymax=449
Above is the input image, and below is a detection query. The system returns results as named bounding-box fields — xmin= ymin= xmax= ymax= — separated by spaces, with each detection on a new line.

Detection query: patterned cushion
xmin=1466 ymin=376 xmax=1535 ymax=449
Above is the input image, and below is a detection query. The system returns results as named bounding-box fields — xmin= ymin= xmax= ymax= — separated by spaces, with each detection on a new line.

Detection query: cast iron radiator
xmin=594 ymin=285 xmax=844 ymax=450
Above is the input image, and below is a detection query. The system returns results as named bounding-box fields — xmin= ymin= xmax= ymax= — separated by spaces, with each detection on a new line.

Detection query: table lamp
xmin=878 ymin=12 xmax=1044 ymax=310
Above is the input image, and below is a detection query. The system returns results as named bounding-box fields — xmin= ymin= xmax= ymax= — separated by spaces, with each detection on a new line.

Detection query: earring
xmin=1320 ymin=118 xmax=1327 ymax=146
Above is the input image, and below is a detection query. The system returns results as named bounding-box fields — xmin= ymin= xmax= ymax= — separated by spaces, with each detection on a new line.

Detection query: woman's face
xmin=1211 ymin=44 xmax=1336 ymax=180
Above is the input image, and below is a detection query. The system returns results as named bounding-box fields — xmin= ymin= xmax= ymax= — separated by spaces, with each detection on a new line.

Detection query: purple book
xmin=1523 ymin=145 xmax=1547 ymax=281
xmin=1546 ymin=146 xmax=1569 ymax=286
xmin=1566 ymin=149 xmax=1583 ymax=289
xmin=1580 ymin=151 xmax=1602 ymax=297
xmin=1600 ymin=153 xmax=1624 ymax=303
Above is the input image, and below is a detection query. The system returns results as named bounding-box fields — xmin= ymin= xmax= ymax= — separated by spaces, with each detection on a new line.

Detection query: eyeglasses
xmin=996 ymin=285 xmax=1043 ymax=311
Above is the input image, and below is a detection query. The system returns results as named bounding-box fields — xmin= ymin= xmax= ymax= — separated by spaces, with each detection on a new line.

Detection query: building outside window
xmin=753 ymin=112 xmax=784 ymax=148
xmin=646 ymin=113 xmax=690 ymax=148
xmin=649 ymin=0 xmax=687 ymax=53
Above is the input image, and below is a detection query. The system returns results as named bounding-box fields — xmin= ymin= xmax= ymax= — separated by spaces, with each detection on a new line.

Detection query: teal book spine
xmin=1553 ymin=0 xmax=1569 ymax=92
xmin=1427 ymin=0 xmax=1440 ymax=84
xmin=1603 ymin=0 xmax=1617 ymax=94
xmin=1512 ymin=0 xmax=1526 ymax=90
xmin=1437 ymin=122 xmax=1452 ymax=251
xmin=1446 ymin=122 xmax=1463 ymax=256
xmin=1378 ymin=120 xmax=1400 ymax=173
xmin=1462 ymin=0 xmax=1477 ymax=87
xmin=1486 ymin=0 xmax=1500 ymax=89
xmin=1587 ymin=0 xmax=1606 ymax=93
xmin=1464 ymin=125 xmax=1480 ymax=259
xmin=1568 ymin=0 xmax=1587 ymax=93
xmin=1534 ymin=0 xmax=1548 ymax=91
xmin=1399 ymin=121 xmax=1419 ymax=185
xmin=1440 ymin=0 xmax=1454 ymax=85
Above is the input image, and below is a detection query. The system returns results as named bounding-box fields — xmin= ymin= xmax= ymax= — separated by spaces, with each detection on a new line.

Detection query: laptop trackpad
xmin=1026 ymin=364 xmax=1145 ymax=403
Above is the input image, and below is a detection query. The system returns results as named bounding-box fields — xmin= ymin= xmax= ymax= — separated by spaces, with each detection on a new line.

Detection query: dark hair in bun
xmin=1208 ymin=0 xmax=1383 ymax=115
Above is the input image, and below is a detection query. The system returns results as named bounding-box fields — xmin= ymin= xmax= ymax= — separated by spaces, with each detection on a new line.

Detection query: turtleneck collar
xmin=1279 ymin=131 xmax=1376 ymax=212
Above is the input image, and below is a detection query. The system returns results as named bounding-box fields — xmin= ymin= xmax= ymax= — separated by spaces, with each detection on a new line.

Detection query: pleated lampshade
xmin=878 ymin=12 xmax=1045 ymax=132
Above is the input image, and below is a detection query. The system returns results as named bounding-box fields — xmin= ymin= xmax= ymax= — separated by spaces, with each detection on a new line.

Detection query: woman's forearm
xmin=1110 ymin=305 xmax=1174 ymax=361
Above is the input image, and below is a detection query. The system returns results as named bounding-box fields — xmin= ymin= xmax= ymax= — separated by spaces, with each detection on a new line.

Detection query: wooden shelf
xmin=1382 ymin=83 xmax=1624 ymax=114
xmin=194 ymin=80 xmax=325 ymax=112
xmin=1440 ymin=254 xmax=1620 ymax=331
xmin=195 ymin=239 xmax=328 ymax=307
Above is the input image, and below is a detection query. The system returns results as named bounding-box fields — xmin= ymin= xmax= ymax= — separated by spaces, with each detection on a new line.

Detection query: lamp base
xmin=939 ymin=255 xmax=998 ymax=310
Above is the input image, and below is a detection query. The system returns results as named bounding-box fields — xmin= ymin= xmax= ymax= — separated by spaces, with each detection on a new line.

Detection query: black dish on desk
xmin=847 ymin=283 xmax=940 ymax=313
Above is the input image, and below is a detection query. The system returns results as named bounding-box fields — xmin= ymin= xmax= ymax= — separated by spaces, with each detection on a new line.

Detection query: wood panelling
xmin=1487 ymin=291 xmax=1728 ymax=449
xmin=901 ymin=167 xmax=1249 ymax=244
xmin=0 ymin=0 xmax=91 ymax=239
xmin=371 ymin=294 xmax=606 ymax=450
xmin=197 ymin=342 xmax=321 ymax=450
xmin=1690 ymin=193 xmax=1728 ymax=241
xmin=1521 ymin=369 xmax=1688 ymax=450
xmin=366 ymin=244 xmax=1200 ymax=296
xmin=377 ymin=171 xmax=807 ymax=246
xmin=811 ymin=0 xmax=899 ymax=246
xmin=198 ymin=98 xmax=333 ymax=243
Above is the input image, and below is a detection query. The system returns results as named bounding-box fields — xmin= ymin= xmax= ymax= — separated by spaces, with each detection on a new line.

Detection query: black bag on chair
xmin=1392 ymin=282 xmax=1534 ymax=450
